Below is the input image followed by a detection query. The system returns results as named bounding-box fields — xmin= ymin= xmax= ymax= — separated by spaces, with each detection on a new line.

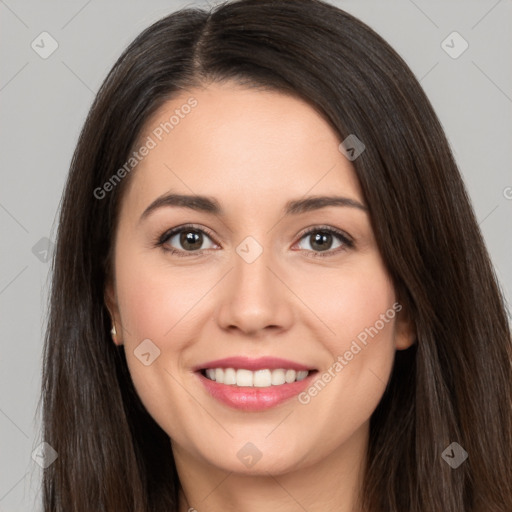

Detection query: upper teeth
xmin=204 ymin=368 xmax=309 ymax=387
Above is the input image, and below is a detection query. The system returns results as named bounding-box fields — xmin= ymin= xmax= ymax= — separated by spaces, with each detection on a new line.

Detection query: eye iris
xmin=310 ymin=232 xmax=332 ymax=251
xmin=180 ymin=230 xmax=202 ymax=250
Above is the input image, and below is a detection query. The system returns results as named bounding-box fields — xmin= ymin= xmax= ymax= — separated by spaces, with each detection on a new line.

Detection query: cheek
xmin=115 ymin=249 xmax=209 ymax=343
xmin=113 ymin=249 xmax=217 ymax=416
xmin=295 ymin=255 xmax=397 ymax=416
xmin=333 ymin=261 xmax=397 ymax=383
xmin=113 ymin=253 xmax=198 ymax=435
xmin=299 ymin=254 xmax=396 ymax=347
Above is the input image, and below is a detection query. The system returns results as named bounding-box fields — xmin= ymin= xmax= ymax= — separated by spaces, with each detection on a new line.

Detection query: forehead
xmin=121 ymin=82 xmax=363 ymax=220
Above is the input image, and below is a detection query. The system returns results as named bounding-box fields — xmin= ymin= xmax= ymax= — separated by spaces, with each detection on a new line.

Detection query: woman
xmin=40 ymin=0 xmax=512 ymax=510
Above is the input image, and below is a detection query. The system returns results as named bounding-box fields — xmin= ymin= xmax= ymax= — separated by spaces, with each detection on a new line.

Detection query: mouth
xmin=193 ymin=357 xmax=318 ymax=411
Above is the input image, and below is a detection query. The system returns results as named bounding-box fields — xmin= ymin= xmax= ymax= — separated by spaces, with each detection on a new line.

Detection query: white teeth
xmin=203 ymin=368 xmax=311 ymax=387
xmin=285 ymin=369 xmax=296 ymax=383
xmin=223 ymin=368 xmax=237 ymax=385
xmin=253 ymin=369 xmax=271 ymax=387
xmin=236 ymin=369 xmax=253 ymax=386
xmin=271 ymin=369 xmax=286 ymax=385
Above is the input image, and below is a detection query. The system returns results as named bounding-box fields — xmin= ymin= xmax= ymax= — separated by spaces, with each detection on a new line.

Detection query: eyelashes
xmin=154 ymin=223 xmax=354 ymax=258
xmin=294 ymin=225 xmax=354 ymax=257
xmin=155 ymin=223 xmax=218 ymax=258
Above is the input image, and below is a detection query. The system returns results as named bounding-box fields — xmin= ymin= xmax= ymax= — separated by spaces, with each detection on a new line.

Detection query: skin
xmin=106 ymin=81 xmax=415 ymax=512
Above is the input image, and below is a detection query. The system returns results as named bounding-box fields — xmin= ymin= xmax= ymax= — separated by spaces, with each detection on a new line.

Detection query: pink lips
xmin=193 ymin=356 xmax=313 ymax=372
xmin=193 ymin=356 xmax=317 ymax=411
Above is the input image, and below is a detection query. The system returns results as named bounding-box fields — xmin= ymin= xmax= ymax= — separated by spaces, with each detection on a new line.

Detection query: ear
xmin=105 ymin=278 xmax=123 ymax=346
xmin=393 ymin=301 xmax=416 ymax=350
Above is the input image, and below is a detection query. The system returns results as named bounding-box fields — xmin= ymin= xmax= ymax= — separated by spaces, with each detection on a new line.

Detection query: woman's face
xmin=106 ymin=81 xmax=414 ymax=475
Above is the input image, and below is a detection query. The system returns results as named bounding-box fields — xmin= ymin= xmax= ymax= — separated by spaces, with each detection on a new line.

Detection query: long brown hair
xmin=40 ymin=0 xmax=512 ymax=510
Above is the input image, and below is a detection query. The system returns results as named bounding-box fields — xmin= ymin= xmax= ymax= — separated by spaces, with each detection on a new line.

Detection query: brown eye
xmin=177 ymin=230 xmax=203 ymax=251
xmin=307 ymin=231 xmax=335 ymax=252
xmin=296 ymin=227 xmax=353 ymax=257
xmin=158 ymin=225 xmax=218 ymax=255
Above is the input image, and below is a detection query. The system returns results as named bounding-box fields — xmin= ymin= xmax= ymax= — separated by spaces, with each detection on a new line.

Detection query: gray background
xmin=1 ymin=0 xmax=511 ymax=510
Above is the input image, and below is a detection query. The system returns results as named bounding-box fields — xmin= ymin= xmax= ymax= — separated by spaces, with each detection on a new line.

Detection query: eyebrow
xmin=139 ymin=192 xmax=368 ymax=223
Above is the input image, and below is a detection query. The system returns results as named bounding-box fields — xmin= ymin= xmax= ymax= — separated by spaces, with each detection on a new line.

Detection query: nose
xmin=215 ymin=243 xmax=295 ymax=337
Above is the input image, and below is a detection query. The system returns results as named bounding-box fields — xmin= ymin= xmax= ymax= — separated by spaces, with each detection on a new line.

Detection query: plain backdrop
xmin=0 ymin=0 xmax=511 ymax=510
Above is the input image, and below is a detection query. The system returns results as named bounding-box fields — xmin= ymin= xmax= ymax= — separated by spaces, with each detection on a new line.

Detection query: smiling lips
xmin=194 ymin=356 xmax=318 ymax=411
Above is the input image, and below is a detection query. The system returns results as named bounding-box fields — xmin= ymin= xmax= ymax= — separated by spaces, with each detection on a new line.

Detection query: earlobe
xmin=394 ymin=305 xmax=416 ymax=351
xmin=104 ymin=280 xmax=123 ymax=345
